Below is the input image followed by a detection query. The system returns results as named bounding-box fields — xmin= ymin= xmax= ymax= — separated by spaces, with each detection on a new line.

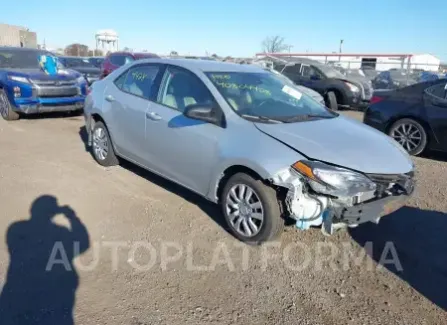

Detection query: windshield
xmin=206 ymin=71 xmax=336 ymax=122
xmin=0 ymin=49 xmax=44 ymax=69
xmin=317 ymin=64 xmax=346 ymax=79
xmin=346 ymin=69 xmax=365 ymax=78
xmin=61 ymin=57 xmax=95 ymax=68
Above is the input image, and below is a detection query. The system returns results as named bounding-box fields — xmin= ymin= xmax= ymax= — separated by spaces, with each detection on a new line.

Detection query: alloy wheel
xmin=225 ymin=184 xmax=264 ymax=238
xmin=93 ymin=127 xmax=109 ymax=161
xmin=390 ymin=123 xmax=423 ymax=152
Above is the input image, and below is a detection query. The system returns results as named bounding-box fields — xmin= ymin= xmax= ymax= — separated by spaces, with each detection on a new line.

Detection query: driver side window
xmin=159 ymin=66 xmax=216 ymax=112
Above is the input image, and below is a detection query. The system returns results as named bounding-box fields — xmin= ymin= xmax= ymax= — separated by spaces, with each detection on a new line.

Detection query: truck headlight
xmin=292 ymin=160 xmax=376 ymax=197
xmin=344 ymin=82 xmax=359 ymax=93
xmin=8 ymin=75 xmax=30 ymax=84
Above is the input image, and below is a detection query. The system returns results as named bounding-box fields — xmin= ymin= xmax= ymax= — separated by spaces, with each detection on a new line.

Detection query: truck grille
xmin=30 ymin=79 xmax=80 ymax=98
xmin=36 ymin=86 xmax=79 ymax=98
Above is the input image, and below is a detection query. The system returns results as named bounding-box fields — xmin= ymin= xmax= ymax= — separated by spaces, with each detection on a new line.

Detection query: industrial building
xmin=256 ymin=52 xmax=441 ymax=72
xmin=0 ymin=23 xmax=37 ymax=48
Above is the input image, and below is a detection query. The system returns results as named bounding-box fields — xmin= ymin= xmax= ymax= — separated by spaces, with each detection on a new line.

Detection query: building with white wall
xmin=255 ymin=53 xmax=441 ymax=72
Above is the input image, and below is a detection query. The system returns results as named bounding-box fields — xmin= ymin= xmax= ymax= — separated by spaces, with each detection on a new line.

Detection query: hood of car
xmin=254 ymin=115 xmax=414 ymax=174
xmin=68 ymin=67 xmax=100 ymax=75
xmin=3 ymin=68 xmax=78 ymax=81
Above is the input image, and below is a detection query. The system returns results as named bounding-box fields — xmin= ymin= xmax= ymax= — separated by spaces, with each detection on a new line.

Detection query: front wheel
xmin=221 ymin=173 xmax=284 ymax=244
xmin=0 ymin=90 xmax=20 ymax=121
xmin=388 ymin=118 xmax=427 ymax=156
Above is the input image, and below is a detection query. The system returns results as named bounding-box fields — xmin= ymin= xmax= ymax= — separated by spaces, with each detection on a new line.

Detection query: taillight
xmin=370 ymin=96 xmax=384 ymax=105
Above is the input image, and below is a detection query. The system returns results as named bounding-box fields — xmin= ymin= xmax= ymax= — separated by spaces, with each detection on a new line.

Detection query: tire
xmin=325 ymin=91 xmax=338 ymax=111
xmin=91 ymin=121 xmax=119 ymax=166
xmin=0 ymin=89 xmax=20 ymax=121
xmin=388 ymin=118 xmax=428 ymax=156
xmin=221 ymin=173 xmax=284 ymax=244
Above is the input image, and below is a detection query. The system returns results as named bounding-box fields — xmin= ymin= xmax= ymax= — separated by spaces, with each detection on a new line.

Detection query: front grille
xmin=31 ymin=79 xmax=77 ymax=87
xmin=36 ymin=86 xmax=79 ymax=98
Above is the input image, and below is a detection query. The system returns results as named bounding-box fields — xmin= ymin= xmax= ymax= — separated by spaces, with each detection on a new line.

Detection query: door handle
xmin=146 ymin=111 xmax=162 ymax=121
xmin=105 ymin=94 xmax=115 ymax=102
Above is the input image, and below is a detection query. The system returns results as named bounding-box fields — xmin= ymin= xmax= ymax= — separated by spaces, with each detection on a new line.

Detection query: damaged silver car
xmin=84 ymin=59 xmax=415 ymax=244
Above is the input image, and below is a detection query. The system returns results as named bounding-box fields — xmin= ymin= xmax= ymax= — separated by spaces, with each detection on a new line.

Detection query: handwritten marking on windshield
xmin=214 ymin=81 xmax=272 ymax=96
xmin=131 ymin=71 xmax=148 ymax=81
xmin=211 ymin=74 xmax=231 ymax=80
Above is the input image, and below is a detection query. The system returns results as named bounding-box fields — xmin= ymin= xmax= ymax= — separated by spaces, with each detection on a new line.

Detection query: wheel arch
xmin=213 ymin=164 xmax=268 ymax=203
xmin=326 ymin=87 xmax=346 ymax=105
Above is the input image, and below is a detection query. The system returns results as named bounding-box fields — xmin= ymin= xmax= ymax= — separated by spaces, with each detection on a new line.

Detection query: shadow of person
xmin=0 ymin=195 xmax=90 ymax=325
xmin=349 ymin=206 xmax=447 ymax=311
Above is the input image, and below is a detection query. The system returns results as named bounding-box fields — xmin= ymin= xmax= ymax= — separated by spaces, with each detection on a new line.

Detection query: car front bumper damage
xmin=271 ymin=168 xmax=414 ymax=235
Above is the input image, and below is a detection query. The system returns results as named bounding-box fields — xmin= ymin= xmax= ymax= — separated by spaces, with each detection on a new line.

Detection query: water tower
xmin=95 ymin=29 xmax=119 ymax=53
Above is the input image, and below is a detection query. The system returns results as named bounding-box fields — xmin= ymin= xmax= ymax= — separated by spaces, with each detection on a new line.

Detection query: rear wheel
xmin=221 ymin=173 xmax=284 ymax=244
xmin=388 ymin=118 xmax=427 ymax=156
xmin=91 ymin=121 xmax=119 ymax=166
xmin=0 ymin=90 xmax=20 ymax=121
xmin=325 ymin=91 xmax=338 ymax=111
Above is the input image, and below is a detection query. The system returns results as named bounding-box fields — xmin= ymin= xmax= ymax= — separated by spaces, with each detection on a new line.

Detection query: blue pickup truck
xmin=0 ymin=47 xmax=88 ymax=121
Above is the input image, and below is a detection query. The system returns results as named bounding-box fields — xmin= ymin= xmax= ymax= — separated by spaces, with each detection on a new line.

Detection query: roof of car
xmin=135 ymin=58 xmax=265 ymax=73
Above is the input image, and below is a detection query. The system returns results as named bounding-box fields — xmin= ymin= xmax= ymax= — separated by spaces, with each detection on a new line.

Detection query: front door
xmin=143 ymin=65 xmax=223 ymax=195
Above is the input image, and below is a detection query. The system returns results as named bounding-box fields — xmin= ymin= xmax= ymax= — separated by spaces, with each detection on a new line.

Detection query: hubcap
xmin=391 ymin=123 xmax=422 ymax=152
xmin=93 ymin=127 xmax=108 ymax=160
xmin=0 ymin=93 xmax=8 ymax=118
xmin=225 ymin=184 xmax=264 ymax=238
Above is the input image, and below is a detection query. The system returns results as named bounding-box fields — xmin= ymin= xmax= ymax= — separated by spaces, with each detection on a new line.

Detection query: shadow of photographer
xmin=0 ymin=195 xmax=90 ymax=325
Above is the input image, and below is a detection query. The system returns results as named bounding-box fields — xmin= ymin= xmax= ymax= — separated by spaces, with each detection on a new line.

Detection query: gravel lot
xmin=0 ymin=111 xmax=446 ymax=324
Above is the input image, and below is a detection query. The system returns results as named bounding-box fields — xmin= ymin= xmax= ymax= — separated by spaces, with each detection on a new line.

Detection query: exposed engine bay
xmin=271 ymin=167 xmax=414 ymax=235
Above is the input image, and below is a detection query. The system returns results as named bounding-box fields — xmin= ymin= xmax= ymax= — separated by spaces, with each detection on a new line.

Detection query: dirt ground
xmin=0 ymin=111 xmax=446 ymax=324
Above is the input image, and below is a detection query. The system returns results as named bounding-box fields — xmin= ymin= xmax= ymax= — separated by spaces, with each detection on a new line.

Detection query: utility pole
xmin=339 ymin=39 xmax=344 ymax=62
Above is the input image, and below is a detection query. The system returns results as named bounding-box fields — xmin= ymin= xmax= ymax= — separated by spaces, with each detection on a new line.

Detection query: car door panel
xmin=424 ymin=82 xmax=447 ymax=150
xmin=105 ymin=64 xmax=164 ymax=164
xmin=143 ymin=66 xmax=222 ymax=195
xmin=144 ymin=102 xmax=221 ymax=194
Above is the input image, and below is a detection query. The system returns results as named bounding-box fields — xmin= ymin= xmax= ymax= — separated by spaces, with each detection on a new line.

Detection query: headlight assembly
xmin=8 ymin=75 xmax=30 ymax=84
xmin=292 ymin=160 xmax=376 ymax=197
xmin=344 ymin=82 xmax=360 ymax=93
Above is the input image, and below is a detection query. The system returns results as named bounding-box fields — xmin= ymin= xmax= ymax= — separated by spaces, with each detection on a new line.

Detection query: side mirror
xmin=184 ymin=104 xmax=220 ymax=125
xmin=432 ymin=98 xmax=447 ymax=108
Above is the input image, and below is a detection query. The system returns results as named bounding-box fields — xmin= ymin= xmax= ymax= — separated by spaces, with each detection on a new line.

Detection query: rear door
xmin=424 ymin=81 xmax=447 ymax=150
xmin=281 ymin=64 xmax=302 ymax=84
xmin=104 ymin=63 xmax=164 ymax=163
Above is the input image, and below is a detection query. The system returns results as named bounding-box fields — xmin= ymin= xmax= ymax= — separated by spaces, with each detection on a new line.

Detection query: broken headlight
xmin=292 ymin=160 xmax=376 ymax=197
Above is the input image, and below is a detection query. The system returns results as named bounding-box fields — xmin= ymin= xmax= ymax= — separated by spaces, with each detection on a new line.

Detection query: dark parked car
xmin=86 ymin=56 xmax=104 ymax=69
xmin=273 ymin=58 xmax=369 ymax=110
xmin=100 ymin=51 xmax=160 ymax=79
xmin=372 ymin=69 xmax=417 ymax=90
xmin=0 ymin=47 xmax=87 ymax=121
xmin=58 ymin=56 xmax=100 ymax=84
xmin=364 ymin=79 xmax=447 ymax=155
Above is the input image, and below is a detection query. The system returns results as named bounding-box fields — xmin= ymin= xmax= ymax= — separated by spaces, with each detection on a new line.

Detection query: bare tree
xmin=170 ymin=50 xmax=179 ymax=56
xmin=261 ymin=36 xmax=289 ymax=53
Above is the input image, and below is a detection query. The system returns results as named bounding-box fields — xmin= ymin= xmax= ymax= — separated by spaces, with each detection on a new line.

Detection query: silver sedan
xmin=84 ymin=59 xmax=414 ymax=244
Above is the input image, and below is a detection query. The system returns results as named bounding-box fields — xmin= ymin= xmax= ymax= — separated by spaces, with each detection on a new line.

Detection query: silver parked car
xmin=84 ymin=59 xmax=415 ymax=244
